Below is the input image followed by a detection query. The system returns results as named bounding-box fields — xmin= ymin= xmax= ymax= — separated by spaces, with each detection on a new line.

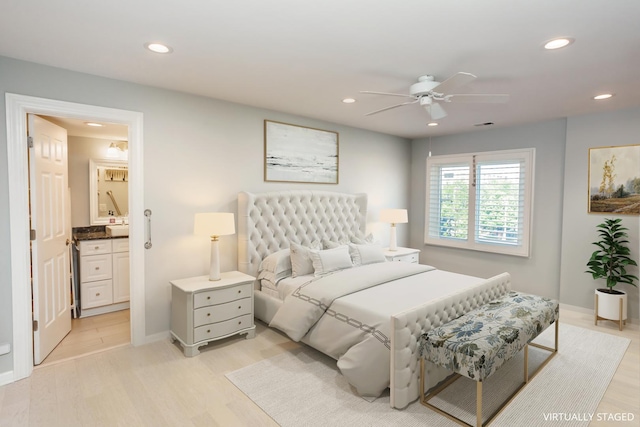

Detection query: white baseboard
xmin=560 ymin=302 xmax=639 ymax=325
xmin=144 ymin=330 xmax=171 ymax=345
xmin=0 ymin=370 xmax=15 ymax=387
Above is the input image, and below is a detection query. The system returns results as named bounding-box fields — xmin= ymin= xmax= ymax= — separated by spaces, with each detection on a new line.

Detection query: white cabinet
xmin=78 ymin=238 xmax=129 ymax=317
xmin=170 ymin=271 xmax=256 ymax=357
xmin=383 ymin=247 xmax=420 ymax=263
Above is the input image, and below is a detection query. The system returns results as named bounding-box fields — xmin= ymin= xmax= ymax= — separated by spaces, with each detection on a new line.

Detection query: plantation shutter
xmin=474 ymin=159 xmax=525 ymax=247
xmin=425 ymin=148 xmax=534 ymax=257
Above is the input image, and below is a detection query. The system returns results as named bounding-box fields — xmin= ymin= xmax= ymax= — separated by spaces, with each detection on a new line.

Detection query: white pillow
xmin=322 ymin=237 xmax=350 ymax=249
xmin=310 ymin=245 xmax=353 ymax=276
xmin=290 ymin=241 xmax=321 ymax=277
xmin=349 ymin=243 xmax=387 ymax=266
xmin=257 ymin=249 xmax=292 ymax=285
xmin=350 ymin=233 xmax=376 ymax=245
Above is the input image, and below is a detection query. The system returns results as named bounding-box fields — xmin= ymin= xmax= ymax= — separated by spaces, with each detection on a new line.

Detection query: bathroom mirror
xmin=89 ymin=159 xmax=129 ymax=225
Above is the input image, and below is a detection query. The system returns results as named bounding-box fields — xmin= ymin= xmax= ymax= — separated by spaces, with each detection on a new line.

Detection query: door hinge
xmin=30 ymin=229 xmax=36 ymax=241
xmin=28 ymin=136 xmax=33 ymax=148
xmin=33 ymin=320 xmax=38 ymax=332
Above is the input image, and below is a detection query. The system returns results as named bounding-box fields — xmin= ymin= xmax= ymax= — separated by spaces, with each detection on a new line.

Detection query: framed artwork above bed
xmin=264 ymin=120 xmax=339 ymax=184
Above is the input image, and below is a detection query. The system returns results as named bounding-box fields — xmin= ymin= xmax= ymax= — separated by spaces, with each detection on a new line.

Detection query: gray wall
xmin=560 ymin=107 xmax=640 ymax=319
xmin=0 ymin=56 xmax=411 ymax=374
xmin=410 ymin=120 xmax=568 ymax=299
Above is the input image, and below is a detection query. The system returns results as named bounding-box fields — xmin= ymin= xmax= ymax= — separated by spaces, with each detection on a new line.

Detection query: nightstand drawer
xmin=390 ymin=253 xmax=419 ymax=263
xmin=194 ymin=314 xmax=253 ymax=342
xmin=193 ymin=297 xmax=252 ymax=327
xmin=80 ymin=254 xmax=113 ymax=282
xmin=194 ymin=283 xmax=252 ymax=308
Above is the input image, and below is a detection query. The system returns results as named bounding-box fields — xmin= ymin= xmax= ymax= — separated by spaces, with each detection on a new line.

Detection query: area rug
xmin=226 ymin=324 xmax=630 ymax=426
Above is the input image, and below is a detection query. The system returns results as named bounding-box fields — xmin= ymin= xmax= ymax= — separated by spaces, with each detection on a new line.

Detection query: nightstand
xmin=170 ymin=271 xmax=256 ymax=357
xmin=383 ymin=247 xmax=420 ymax=264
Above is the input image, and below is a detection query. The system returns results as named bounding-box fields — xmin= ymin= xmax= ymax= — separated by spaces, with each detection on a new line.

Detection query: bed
xmin=237 ymin=190 xmax=511 ymax=409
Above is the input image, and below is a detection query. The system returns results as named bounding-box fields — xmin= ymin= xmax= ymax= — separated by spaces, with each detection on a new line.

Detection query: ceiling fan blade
xmin=360 ymin=90 xmax=415 ymax=98
xmin=428 ymin=102 xmax=448 ymax=120
xmin=445 ymin=94 xmax=510 ymax=103
xmin=432 ymin=72 xmax=477 ymax=95
xmin=365 ymin=99 xmax=419 ymax=116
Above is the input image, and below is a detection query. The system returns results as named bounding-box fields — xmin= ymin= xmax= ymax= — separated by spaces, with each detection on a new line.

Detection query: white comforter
xmin=269 ymin=262 xmax=486 ymax=398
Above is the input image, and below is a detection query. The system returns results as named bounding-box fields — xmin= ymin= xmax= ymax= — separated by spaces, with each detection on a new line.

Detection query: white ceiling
xmin=2 ymin=1 xmax=639 ymax=139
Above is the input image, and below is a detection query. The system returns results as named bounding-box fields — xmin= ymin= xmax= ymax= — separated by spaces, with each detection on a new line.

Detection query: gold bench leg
xmin=420 ymin=320 xmax=559 ymax=427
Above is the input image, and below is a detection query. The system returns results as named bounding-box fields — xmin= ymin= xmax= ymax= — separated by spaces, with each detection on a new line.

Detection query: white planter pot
xmin=595 ymin=288 xmax=627 ymax=330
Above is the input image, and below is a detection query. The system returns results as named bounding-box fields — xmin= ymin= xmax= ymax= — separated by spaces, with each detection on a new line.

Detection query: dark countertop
xmin=73 ymin=225 xmax=128 ymax=242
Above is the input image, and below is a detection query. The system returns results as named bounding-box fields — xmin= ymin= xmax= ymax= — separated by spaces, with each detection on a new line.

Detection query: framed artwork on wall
xmin=264 ymin=120 xmax=339 ymax=184
xmin=588 ymin=144 xmax=640 ymax=214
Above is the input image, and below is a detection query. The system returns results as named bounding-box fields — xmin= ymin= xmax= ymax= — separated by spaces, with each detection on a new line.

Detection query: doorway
xmin=6 ymin=93 xmax=145 ymax=383
xmin=33 ymin=114 xmax=132 ymax=365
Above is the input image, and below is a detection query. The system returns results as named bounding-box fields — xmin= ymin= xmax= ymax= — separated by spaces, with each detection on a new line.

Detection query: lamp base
xmin=389 ymin=225 xmax=398 ymax=251
xmin=209 ymin=238 xmax=221 ymax=281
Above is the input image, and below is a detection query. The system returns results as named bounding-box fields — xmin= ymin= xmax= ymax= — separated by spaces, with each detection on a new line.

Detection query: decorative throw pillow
xmin=350 ymin=233 xmax=376 ymax=245
xmin=310 ymin=245 xmax=353 ymax=276
xmin=289 ymin=241 xmax=321 ymax=277
xmin=257 ymin=248 xmax=292 ymax=286
xmin=349 ymin=243 xmax=387 ymax=266
xmin=322 ymin=237 xmax=350 ymax=249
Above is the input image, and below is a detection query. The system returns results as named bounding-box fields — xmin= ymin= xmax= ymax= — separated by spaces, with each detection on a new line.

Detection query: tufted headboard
xmin=237 ymin=191 xmax=368 ymax=278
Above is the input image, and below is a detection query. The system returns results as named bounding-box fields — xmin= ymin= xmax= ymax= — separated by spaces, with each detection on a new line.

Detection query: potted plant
xmin=586 ymin=218 xmax=638 ymax=330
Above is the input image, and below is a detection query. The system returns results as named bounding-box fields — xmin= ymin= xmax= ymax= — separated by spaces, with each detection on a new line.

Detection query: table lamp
xmin=194 ymin=212 xmax=235 ymax=280
xmin=380 ymin=209 xmax=408 ymax=251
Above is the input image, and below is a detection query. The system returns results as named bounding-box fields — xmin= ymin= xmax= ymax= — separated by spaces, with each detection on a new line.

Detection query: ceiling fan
xmin=361 ymin=72 xmax=509 ymax=120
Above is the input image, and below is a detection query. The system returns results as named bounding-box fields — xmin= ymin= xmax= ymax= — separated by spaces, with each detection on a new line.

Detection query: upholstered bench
xmin=418 ymin=291 xmax=559 ymax=427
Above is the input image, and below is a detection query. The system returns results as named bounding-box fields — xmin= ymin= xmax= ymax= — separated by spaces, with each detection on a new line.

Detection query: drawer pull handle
xmin=95 ymin=267 xmax=100 ymax=270
xmin=94 ymin=246 xmax=99 ymax=250
xmin=238 ymin=306 xmax=241 ymax=309
xmin=96 ymin=292 xmax=100 ymax=296
xmin=207 ymin=296 xmax=211 ymax=300
xmin=238 ymin=321 xmax=242 ymax=325
xmin=207 ymin=329 xmax=210 ymax=333
xmin=237 ymin=290 xmax=241 ymax=294
xmin=207 ymin=313 xmax=210 ymax=317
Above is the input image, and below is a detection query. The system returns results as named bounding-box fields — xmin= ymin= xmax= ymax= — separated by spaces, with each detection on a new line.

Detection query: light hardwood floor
xmin=0 ymin=306 xmax=637 ymax=426
xmin=40 ymin=309 xmax=131 ymax=366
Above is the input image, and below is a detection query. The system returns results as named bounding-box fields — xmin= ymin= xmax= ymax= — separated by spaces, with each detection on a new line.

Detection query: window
xmin=425 ymin=148 xmax=535 ymax=257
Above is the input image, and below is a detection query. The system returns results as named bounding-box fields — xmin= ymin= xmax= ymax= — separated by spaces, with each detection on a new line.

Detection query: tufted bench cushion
xmin=419 ymin=291 xmax=558 ymax=382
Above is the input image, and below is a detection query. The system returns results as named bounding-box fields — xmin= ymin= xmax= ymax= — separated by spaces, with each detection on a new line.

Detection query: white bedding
xmin=268 ymin=262 xmax=486 ymax=398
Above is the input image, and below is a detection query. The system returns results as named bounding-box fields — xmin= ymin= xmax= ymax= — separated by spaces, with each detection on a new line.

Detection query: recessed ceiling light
xmin=85 ymin=122 xmax=103 ymax=127
xmin=593 ymin=93 xmax=614 ymax=100
xmin=427 ymin=122 xmax=438 ymax=127
xmin=342 ymin=98 xmax=356 ymax=104
xmin=145 ymin=42 xmax=173 ymax=54
xmin=544 ymin=37 xmax=574 ymax=50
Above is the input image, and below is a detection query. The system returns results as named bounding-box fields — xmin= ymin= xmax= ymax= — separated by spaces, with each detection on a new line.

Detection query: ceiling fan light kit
xmin=361 ymin=72 xmax=509 ymax=120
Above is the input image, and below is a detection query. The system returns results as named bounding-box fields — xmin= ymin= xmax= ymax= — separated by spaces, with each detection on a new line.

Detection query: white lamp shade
xmin=194 ymin=212 xmax=235 ymax=237
xmin=380 ymin=209 xmax=408 ymax=224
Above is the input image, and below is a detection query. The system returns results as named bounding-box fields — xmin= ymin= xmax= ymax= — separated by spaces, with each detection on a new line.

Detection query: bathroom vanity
xmin=73 ymin=226 xmax=130 ymax=318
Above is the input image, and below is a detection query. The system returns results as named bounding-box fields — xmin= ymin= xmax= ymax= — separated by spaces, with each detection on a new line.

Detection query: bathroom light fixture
xmin=593 ymin=93 xmax=614 ymax=100
xmin=107 ymin=141 xmax=129 ymax=159
xmin=194 ymin=213 xmax=236 ymax=281
xmin=427 ymin=122 xmax=438 ymax=127
xmin=380 ymin=209 xmax=408 ymax=251
xmin=85 ymin=122 xmax=103 ymax=127
xmin=145 ymin=42 xmax=173 ymax=54
xmin=342 ymin=98 xmax=356 ymax=104
xmin=544 ymin=37 xmax=574 ymax=50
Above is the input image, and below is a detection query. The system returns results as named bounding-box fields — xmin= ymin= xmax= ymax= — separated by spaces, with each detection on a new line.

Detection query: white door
xmin=29 ymin=114 xmax=72 ymax=365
